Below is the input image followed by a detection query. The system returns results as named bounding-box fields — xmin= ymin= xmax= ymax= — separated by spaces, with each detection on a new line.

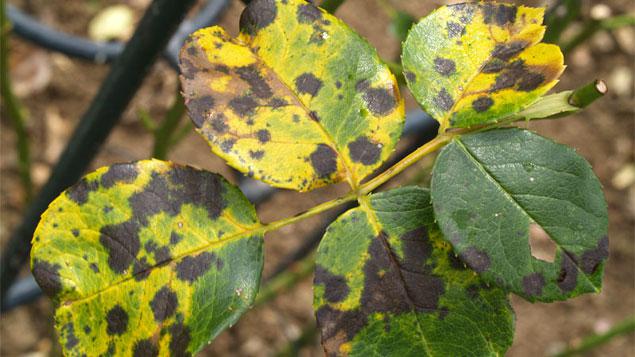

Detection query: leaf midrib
xmin=60 ymin=223 xmax=263 ymax=306
xmin=453 ymin=138 xmax=600 ymax=292
xmin=236 ymin=34 xmax=359 ymax=188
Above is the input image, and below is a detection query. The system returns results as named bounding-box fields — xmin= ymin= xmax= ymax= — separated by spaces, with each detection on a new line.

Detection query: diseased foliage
xmin=31 ymin=160 xmax=263 ymax=356
xmin=29 ymin=1 xmax=608 ymax=356
xmin=431 ymin=129 xmax=608 ymax=302
xmin=314 ymin=187 xmax=514 ymax=356
xmin=180 ymin=0 xmax=404 ymax=191
xmin=402 ymin=3 xmax=564 ymax=129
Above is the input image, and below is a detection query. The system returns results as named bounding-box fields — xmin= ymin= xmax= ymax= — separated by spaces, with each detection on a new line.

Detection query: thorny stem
xmin=1 ymin=2 xmax=33 ymax=202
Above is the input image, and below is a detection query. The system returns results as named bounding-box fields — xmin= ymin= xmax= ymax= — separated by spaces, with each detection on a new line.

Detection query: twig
xmin=562 ymin=15 xmax=635 ymax=54
xmin=1 ymin=1 xmax=33 ymax=203
xmin=553 ymin=316 xmax=635 ymax=357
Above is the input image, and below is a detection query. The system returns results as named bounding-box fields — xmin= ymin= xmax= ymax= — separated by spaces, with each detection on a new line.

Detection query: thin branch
xmin=1 ymin=1 xmax=33 ymax=202
xmin=562 ymin=15 xmax=635 ymax=54
xmin=152 ymin=89 xmax=186 ymax=159
xmin=553 ymin=316 xmax=635 ymax=357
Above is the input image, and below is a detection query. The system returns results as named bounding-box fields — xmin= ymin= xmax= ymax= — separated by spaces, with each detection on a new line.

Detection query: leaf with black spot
xmin=314 ymin=186 xmax=514 ymax=356
xmin=431 ymin=129 xmax=608 ymax=302
xmin=402 ymin=3 xmax=564 ymax=129
xmin=30 ymin=160 xmax=264 ymax=355
xmin=179 ymin=0 xmax=404 ymax=192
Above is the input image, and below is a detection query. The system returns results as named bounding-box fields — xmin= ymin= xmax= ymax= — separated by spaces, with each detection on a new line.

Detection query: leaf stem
xmin=552 ymin=316 xmax=635 ymax=357
xmin=261 ymin=192 xmax=358 ymax=233
xmin=359 ymin=133 xmax=452 ymax=195
xmin=1 ymin=3 xmax=33 ymax=203
xmin=568 ymin=79 xmax=608 ymax=108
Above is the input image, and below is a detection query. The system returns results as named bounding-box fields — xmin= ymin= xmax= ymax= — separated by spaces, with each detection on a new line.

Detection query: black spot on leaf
xmin=170 ymin=232 xmax=183 ymax=245
xmin=63 ymin=323 xmax=79 ymax=350
xmin=229 ymin=96 xmax=258 ymax=117
xmin=67 ymin=178 xmax=99 ymax=205
xmin=268 ymin=97 xmax=287 ymax=108
xmin=175 ymin=252 xmax=216 ymax=282
xmin=221 ymin=139 xmax=235 ymax=152
xmin=235 ymin=65 xmax=272 ymax=99
xmin=249 ymin=150 xmax=265 ymax=160
xmin=522 ymin=273 xmax=545 ymax=297
xmin=214 ymin=64 xmax=230 ymax=74
xmin=257 ymin=129 xmax=271 ymax=143
xmin=133 ymin=339 xmax=159 ymax=357
xmin=581 ymin=236 xmax=609 ymax=274
xmin=297 ymin=3 xmax=323 ymax=23
xmin=211 ymin=114 xmax=228 ymax=133
xmin=460 ymin=247 xmax=490 ymax=273
xmin=517 ymin=71 xmax=545 ymax=91
xmin=482 ymin=59 xmax=506 ymax=74
xmin=151 ymin=287 xmax=178 ymax=322
xmin=434 ymin=58 xmax=456 ymax=76
xmin=101 ymin=163 xmax=139 ymax=189
xmin=187 ymin=95 xmax=215 ymax=128
xmin=72 ymin=229 xmax=80 ymax=237
xmin=295 ymin=73 xmax=323 ymax=97
xmin=557 ymin=254 xmax=578 ymax=293
xmin=240 ymin=0 xmax=277 ymax=35
xmin=434 ymin=88 xmax=454 ymax=111
xmin=169 ymin=321 xmax=192 ymax=357
xmin=447 ymin=21 xmax=465 ymax=38
xmin=362 ymin=88 xmax=397 ymax=116
xmin=404 ymin=71 xmax=416 ymax=82
xmin=106 ymin=305 xmax=129 ymax=335
xmin=310 ymin=144 xmax=338 ymax=178
xmin=491 ymin=41 xmax=528 ymax=61
xmin=348 ymin=136 xmax=381 ymax=166
xmin=472 ymin=96 xmax=494 ymax=112
xmin=32 ymin=260 xmax=63 ymax=297
xmin=100 ymin=221 xmax=141 ymax=274
xmin=315 ymin=265 xmax=350 ymax=303
xmin=90 ymin=263 xmax=99 ymax=273
xmin=316 ymin=305 xmax=367 ymax=355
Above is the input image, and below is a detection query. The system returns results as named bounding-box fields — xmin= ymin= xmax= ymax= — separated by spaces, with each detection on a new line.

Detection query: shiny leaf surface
xmin=431 ymin=129 xmax=608 ymax=302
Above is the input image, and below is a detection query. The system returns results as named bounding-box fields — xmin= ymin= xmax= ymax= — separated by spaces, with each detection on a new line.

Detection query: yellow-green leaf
xmin=314 ymin=187 xmax=514 ymax=356
xmin=179 ymin=0 xmax=405 ymax=192
xmin=402 ymin=2 xmax=564 ymax=130
xmin=30 ymin=160 xmax=264 ymax=356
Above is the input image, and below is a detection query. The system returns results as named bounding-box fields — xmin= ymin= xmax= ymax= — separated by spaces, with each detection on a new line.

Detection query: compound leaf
xmin=179 ymin=0 xmax=404 ymax=192
xmin=431 ymin=129 xmax=608 ymax=302
xmin=402 ymin=2 xmax=564 ymax=129
xmin=31 ymin=160 xmax=264 ymax=356
xmin=314 ymin=186 xmax=514 ymax=356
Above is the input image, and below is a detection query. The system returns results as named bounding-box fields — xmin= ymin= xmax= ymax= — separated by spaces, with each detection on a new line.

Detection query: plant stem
xmin=568 ymin=79 xmax=608 ymax=107
xmin=359 ymin=134 xmax=452 ymax=195
xmin=1 ymin=1 xmax=33 ymax=203
xmin=320 ymin=0 xmax=346 ymax=13
xmin=562 ymin=15 xmax=635 ymax=54
xmin=255 ymin=253 xmax=315 ymax=306
xmin=152 ymin=89 xmax=186 ymax=160
xmin=553 ymin=317 xmax=635 ymax=357
xmin=262 ymin=192 xmax=358 ymax=233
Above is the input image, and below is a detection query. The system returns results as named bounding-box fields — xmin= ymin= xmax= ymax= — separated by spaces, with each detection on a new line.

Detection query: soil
xmin=1 ymin=0 xmax=634 ymax=356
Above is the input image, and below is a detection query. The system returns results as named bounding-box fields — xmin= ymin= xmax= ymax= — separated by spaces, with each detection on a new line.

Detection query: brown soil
xmin=1 ymin=0 xmax=634 ymax=356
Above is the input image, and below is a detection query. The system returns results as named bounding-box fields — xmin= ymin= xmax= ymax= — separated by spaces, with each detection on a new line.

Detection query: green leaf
xmin=402 ymin=3 xmax=564 ymax=130
xmin=179 ymin=0 xmax=405 ymax=192
xmin=30 ymin=160 xmax=264 ymax=356
xmin=314 ymin=186 xmax=514 ymax=356
xmin=431 ymin=129 xmax=608 ymax=302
